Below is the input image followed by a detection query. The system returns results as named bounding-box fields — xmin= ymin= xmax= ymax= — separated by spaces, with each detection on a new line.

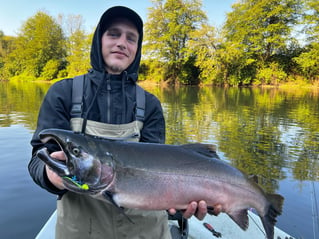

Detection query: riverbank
xmin=3 ymin=76 xmax=319 ymax=92
xmin=138 ymin=78 xmax=319 ymax=90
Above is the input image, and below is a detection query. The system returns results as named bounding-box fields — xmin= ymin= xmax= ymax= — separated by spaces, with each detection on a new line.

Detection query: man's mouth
xmin=112 ymin=51 xmax=128 ymax=57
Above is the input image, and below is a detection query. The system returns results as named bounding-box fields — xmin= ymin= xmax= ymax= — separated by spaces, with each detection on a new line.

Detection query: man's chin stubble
xmin=105 ymin=64 xmax=124 ymax=74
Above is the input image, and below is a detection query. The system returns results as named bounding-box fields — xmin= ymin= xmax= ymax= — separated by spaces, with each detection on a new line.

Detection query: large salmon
xmin=37 ymin=128 xmax=284 ymax=239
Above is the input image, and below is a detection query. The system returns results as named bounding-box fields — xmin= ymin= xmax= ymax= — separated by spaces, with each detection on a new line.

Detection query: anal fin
xmin=228 ymin=209 xmax=249 ymax=231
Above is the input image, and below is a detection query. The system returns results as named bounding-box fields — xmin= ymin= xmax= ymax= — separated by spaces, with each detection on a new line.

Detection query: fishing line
xmin=179 ymin=217 xmax=188 ymax=239
xmin=311 ymin=181 xmax=319 ymax=239
xmin=248 ymin=211 xmax=266 ymax=237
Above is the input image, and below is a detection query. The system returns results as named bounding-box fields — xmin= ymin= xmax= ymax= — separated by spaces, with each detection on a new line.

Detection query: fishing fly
xmin=63 ymin=175 xmax=89 ymax=190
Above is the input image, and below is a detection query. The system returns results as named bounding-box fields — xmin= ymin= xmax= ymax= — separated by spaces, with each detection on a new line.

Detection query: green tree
xmin=144 ymin=0 xmax=207 ymax=84
xmin=186 ymin=23 xmax=219 ymax=85
xmin=65 ymin=29 xmax=91 ymax=77
xmin=186 ymin=23 xmax=252 ymax=86
xmin=293 ymin=0 xmax=319 ymax=81
xmin=5 ymin=11 xmax=66 ymax=80
xmin=62 ymin=14 xmax=91 ymax=77
xmin=222 ymin=0 xmax=303 ymax=85
xmin=0 ymin=30 xmax=4 ymax=60
xmin=0 ymin=31 xmax=15 ymax=80
xmin=294 ymin=43 xmax=319 ymax=81
xmin=40 ymin=59 xmax=61 ymax=80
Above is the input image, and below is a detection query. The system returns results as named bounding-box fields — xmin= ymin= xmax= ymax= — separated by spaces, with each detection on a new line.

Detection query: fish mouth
xmin=37 ymin=130 xmax=113 ymax=193
xmin=38 ymin=131 xmax=70 ymax=173
xmin=37 ymin=147 xmax=91 ymax=192
xmin=37 ymin=133 xmax=93 ymax=192
xmin=36 ymin=146 xmax=70 ymax=179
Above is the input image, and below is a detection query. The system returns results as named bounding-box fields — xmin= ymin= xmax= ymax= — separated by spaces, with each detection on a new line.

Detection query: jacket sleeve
xmin=140 ymin=92 xmax=166 ymax=144
xmin=28 ymin=79 xmax=72 ymax=195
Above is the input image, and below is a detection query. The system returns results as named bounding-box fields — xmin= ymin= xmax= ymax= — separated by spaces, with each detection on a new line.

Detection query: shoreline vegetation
xmin=1 ymin=0 xmax=319 ymax=87
xmin=141 ymin=80 xmax=319 ymax=90
xmin=2 ymin=77 xmax=319 ymax=92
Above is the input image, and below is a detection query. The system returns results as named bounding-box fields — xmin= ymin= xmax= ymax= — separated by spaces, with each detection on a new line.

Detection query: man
xmin=29 ymin=6 xmax=207 ymax=239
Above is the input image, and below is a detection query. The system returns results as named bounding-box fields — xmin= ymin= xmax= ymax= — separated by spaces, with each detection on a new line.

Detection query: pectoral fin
xmin=102 ymin=191 xmax=134 ymax=224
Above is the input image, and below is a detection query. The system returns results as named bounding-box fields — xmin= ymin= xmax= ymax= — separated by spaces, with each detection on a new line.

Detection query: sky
xmin=0 ymin=0 xmax=235 ymax=36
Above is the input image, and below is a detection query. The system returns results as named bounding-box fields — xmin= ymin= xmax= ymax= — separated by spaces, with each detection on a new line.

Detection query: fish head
xmin=38 ymin=128 xmax=114 ymax=194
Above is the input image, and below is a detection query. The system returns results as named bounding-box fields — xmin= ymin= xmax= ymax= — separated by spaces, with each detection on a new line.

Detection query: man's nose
xmin=116 ymin=35 xmax=127 ymax=49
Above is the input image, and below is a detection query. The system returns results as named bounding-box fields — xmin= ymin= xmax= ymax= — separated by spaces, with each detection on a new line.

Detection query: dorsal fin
xmin=181 ymin=143 xmax=219 ymax=159
xmin=248 ymin=175 xmax=259 ymax=184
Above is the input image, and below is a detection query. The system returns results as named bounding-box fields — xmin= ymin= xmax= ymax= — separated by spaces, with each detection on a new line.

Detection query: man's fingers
xmin=182 ymin=201 xmax=197 ymax=219
xmin=195 ymin=200 xmax=207 ymax=220
xmin=50 ymin=151 xmax=66 ymax=160
xmin=168 ymin=208 xmax=177 ymax=215
xmin=45 ymin=164 xmax=65 ymax=190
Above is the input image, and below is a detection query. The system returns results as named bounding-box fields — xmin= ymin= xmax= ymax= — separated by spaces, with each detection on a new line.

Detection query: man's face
xmin=101 ymin=18 xmax=139 ymax=74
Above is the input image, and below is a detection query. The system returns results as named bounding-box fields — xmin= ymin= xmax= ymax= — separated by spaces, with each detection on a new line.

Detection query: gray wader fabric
xmin=56 ymin=193 xmax=171 ymax=239
xmin=70 ymin=118 xmax=143 ymax=141
xmin=55 ymin=119 xmax=172 ymax=239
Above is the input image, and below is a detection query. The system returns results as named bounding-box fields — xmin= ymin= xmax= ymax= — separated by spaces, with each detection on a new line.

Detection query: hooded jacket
xmin=28 ymin=6 xmax=166 ymax=195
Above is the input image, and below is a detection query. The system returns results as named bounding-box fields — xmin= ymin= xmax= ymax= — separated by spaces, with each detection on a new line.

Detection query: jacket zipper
xmin=106 ymin=76 xmax=111 ymax=123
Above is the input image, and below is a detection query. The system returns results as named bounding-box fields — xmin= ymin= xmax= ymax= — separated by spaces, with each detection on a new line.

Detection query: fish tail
xmin=260 ymin=193 xmax=284 ymax=239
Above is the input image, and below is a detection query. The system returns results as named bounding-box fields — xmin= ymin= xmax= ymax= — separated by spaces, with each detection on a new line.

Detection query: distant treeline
xmin=0 ymin=0 xmax=318 ymax=86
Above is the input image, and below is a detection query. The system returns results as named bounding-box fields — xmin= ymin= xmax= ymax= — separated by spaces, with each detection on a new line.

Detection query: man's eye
xmin=107 ymin=31 xmax=119 ymax=38
xmin=128 ymin=37 xmax=137 ymax=43
xmin=109 ymin=33 xmax=118 ymax=37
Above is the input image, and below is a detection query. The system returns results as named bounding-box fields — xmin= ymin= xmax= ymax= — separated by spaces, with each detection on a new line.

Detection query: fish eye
xmin=72 ymin=147 xmax=81 ymax=156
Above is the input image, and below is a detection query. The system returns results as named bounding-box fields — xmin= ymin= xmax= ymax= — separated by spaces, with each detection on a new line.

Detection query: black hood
xmin=90 ymin=6 xmax=143 ymax=82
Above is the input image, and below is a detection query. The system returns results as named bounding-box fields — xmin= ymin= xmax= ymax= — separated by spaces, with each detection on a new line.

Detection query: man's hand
xmin=168 ymin=200 xmax=208 ymax=220
xmin=168 ymin=201 xmax=223 ymax=220
xmin=45 ymin=151 xmax=66 ymax=190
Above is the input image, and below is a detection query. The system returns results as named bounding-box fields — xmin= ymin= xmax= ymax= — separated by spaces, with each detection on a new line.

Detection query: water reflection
xmin=1 ymin=82 xmax=318 ymax=183
xmin=156 ymin=86 xmax=319 ymax=184
xmin=0 ymin=81 xmax=318 ymax=238
xmin=0 ymin=81 xmax=49 ymax=129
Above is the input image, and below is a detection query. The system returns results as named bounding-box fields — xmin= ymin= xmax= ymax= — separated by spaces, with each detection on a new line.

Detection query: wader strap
xmin=71 ymin=75 xmax=84 ymax=118
xmin=135 ymin=85 xmax=145 ymax=122
xmin=71 ymin=75 xmax=145 ymax=122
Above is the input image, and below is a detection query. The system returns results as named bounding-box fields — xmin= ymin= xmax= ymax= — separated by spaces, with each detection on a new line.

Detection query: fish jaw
xmin=38 ymin=129 xmax=115 ymax=193
xmin=36 ymin=147 xmax=71 ymax=177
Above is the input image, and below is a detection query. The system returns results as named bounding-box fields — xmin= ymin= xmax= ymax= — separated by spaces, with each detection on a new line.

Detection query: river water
xmin=0 ymin=81 xmax=318 ymax=239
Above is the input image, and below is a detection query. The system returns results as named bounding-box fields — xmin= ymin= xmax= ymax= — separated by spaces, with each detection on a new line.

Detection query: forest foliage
xmin=0 ymin=0 xmax=318 ymax=86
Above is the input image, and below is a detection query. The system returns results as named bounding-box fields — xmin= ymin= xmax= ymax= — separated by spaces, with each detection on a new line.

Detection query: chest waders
xmin=55 ymin=75 xmax=172 ymax=239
